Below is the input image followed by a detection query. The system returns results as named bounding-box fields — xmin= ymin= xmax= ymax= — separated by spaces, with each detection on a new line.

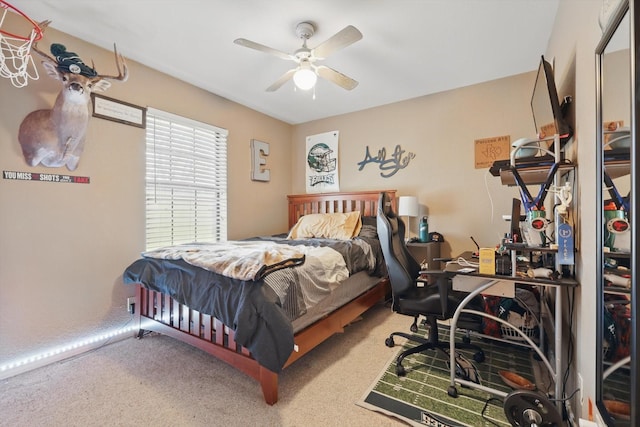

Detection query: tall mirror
xmin=596 ymin=0 xmax=636 ymax=425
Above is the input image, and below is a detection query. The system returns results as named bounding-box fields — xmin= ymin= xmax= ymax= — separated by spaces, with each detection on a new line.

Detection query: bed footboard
xmin=133 ymin=279 xmax=389 ymax=405
xmin=134 ymin=284 xmax=279 ymax=404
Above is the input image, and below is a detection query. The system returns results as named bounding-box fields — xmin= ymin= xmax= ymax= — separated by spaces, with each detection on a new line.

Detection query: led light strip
xmin=0 ymin=321 xmax=148 ymax=379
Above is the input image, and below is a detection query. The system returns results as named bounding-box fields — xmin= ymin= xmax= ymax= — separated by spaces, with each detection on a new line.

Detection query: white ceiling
xmin=14 ymin=0 xmax=559 ymax=124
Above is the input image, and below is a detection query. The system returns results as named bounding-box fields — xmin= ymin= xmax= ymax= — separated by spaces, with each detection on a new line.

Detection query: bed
xmin=122 ymin=189 xmax=395 ymax=404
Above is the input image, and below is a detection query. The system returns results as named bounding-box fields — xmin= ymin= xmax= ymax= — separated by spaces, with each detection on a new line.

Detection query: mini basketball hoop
xmin=0 ymin=0 xmax=44 ymax=87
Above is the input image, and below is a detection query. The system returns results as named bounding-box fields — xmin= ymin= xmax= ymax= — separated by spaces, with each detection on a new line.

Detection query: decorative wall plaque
xmin=251 ymin=139 xmax=270 ymax=182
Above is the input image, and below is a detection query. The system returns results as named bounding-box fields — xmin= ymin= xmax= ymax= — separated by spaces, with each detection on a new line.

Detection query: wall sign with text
xmin=91 ymin=94 xmax=146 ymax=128
xmin=357 ymin=144 xmax=415 ymax=178
xmin=3 ymin=170 xmax=90 ymax=184
xmin=474 ymin=135 xmax=510 ymax=169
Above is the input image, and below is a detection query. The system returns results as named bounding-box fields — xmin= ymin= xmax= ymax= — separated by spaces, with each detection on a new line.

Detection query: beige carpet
xmin=0 ymin=302 xmax=411 ymax=427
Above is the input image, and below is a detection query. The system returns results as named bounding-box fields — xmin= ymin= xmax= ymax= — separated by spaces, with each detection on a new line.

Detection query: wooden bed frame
xmin=132 ymin=190 xmax=396 ymax=405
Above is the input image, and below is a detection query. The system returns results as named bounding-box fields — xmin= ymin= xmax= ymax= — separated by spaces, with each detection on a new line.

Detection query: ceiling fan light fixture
xmin=235 ymin=22 xmax=361 ymax=92
xmin=293 ymin=67 xmax=317 ymax=90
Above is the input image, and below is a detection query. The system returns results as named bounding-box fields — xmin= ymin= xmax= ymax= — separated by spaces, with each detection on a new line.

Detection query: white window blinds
xmin=145 ymin=107 xmax=228 ymax=250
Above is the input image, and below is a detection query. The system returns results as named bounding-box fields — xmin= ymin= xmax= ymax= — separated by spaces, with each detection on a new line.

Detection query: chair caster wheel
xmin=385 ymin=337 xmax=395 ymax=347
xmin=447 ymin=385 xmax=458 ymax=397
xmin=473 ymin=351 xmax=485 ymax=363
xmin=396 ymin=364 xmax=406 ymax=376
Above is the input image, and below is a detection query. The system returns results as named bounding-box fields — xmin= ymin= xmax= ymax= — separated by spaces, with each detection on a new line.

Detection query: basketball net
xmin=0 ymin=4 xmax=40 ymax=88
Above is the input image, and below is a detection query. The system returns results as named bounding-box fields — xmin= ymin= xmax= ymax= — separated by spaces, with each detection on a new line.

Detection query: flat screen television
xmin=530 ymin=55 xmax=572 ymax=141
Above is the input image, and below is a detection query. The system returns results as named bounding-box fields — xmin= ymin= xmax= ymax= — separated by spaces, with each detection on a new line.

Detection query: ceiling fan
xmin=234 ymin=22 xmax=362 ymax=92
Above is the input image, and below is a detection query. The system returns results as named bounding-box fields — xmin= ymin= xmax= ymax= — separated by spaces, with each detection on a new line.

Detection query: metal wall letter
xmin=251 ymin=139 xmax=270 ymax=182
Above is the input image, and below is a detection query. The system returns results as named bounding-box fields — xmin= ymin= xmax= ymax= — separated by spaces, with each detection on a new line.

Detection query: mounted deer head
xmin=18 ymin=21 xmax=128 ymax=171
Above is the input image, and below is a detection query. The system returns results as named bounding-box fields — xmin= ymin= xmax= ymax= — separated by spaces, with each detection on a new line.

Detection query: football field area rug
xmin=357 ymin=324 xmax=542 ymax=426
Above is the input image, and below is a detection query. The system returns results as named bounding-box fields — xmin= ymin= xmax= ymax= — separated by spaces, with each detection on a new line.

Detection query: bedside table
xmin=406 ymin=241 xmax=441 ymax=269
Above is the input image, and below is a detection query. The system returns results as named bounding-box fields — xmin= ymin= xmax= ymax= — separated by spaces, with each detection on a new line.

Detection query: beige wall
xmin=546 ymin=1 xmax=604 ymax=420
xmin=0 ymin=25 xmax=292 ymax=365
xmin=293 ymin=73 xmax=538 ymax=257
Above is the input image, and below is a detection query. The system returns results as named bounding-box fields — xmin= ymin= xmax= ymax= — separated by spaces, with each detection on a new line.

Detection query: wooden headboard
xmin=287 ymin=190 xmax=397 ymax=229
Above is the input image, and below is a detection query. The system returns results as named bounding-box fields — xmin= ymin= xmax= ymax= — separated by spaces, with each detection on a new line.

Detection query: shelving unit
xmin=446 ymin=260 xmax=578 ymax=407
xmin=497 ymin=158 xmax=575 ymax=186
xmin=484 ymin=129 xmax=578 ymax=415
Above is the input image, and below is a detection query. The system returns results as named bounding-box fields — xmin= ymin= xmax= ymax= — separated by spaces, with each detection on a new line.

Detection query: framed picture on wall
xmin=91 ymin=94 xmax=146 ymax=128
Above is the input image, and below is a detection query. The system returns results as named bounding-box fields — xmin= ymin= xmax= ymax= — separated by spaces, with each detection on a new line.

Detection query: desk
xmin=443 ymin=255 xmax=578 ymax=405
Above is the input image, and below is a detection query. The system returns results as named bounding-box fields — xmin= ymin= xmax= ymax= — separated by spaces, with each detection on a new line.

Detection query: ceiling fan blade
xmin=234 ymin=38 xmax=293 ymax=61
xmin=266 ymin=68 xmax=297 ymax=92
xmin=312 ymin=25 xmax=362 ymax=59
xmin=316 ymin=65 xmax=359 ymax=90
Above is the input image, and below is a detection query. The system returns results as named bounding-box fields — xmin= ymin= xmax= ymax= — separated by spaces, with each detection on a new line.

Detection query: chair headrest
xmin=378 ymin=191 xmax=397 ymax=218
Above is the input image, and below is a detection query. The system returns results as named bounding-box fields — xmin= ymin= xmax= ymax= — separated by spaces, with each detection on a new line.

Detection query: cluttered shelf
xmin=467 ymin=270 xmax=579 ymax=288
xmin=458 ymin=243 xmax=577 ymax=284
xmin=604 ymin=250 xmax=631 ymax=258
xmin=502 ymin=243 xmax=575 ymax=253
xmin=489 ymin=152 xmax=575 ymax=186
xmin=604 ymin=146 xmax=631 ymax=179
xmin=604 ymin=285 xmax=631 ymax=296
xmin=498 ymin=160 xmax=575 ymax=186
xmin=444 ymin=252 xmax=579 ymax=287
xmin=603 ymin=247 xmax=632 ymax=294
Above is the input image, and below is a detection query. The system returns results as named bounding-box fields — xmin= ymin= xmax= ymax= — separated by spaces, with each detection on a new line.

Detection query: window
xmin=145 ymin=108 xmax=228 ymax=250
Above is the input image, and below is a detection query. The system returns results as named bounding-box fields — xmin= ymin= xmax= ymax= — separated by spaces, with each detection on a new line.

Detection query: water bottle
xmin=419 ymin=216 xmax=429 ymax=242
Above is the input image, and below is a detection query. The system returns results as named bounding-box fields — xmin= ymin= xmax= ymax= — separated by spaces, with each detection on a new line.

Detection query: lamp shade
xmin=398 ymin=196 xmax=419 ymax=217
xmin=293 ymin=67 xmax=317 ymax=90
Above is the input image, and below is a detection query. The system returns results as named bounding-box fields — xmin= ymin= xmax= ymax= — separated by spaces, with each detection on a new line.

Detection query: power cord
xmin=481 ymin=396 xmax=504 ymax=426
xmin=450 ymin=257 xmax=479 ymax=268
xmin=561 ymin=286 xmax=577 ymax=421
xmin=484 ymin=168 xmax=496 ymax=223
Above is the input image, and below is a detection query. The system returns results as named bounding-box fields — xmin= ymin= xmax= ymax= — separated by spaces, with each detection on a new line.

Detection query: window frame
xmin=144 ymin=107 xmax=228 ymax=250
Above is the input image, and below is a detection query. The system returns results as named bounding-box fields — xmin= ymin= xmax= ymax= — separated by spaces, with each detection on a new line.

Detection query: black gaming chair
xmin=376 ymin=191 xmax=485 ymax=377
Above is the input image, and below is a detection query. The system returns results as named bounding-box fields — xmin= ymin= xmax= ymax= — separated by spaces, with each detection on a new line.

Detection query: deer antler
xmin=30 ymin=20 xmax=127 ymax=82
xmin=95 ymin=44 xmax=129 ymax=82
xmin=30 ymin=20 xmax=55 ymax=62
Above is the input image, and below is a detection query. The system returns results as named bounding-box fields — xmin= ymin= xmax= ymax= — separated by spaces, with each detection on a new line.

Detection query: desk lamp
xmin=398 ymin=196 xmax=419 ymax=241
